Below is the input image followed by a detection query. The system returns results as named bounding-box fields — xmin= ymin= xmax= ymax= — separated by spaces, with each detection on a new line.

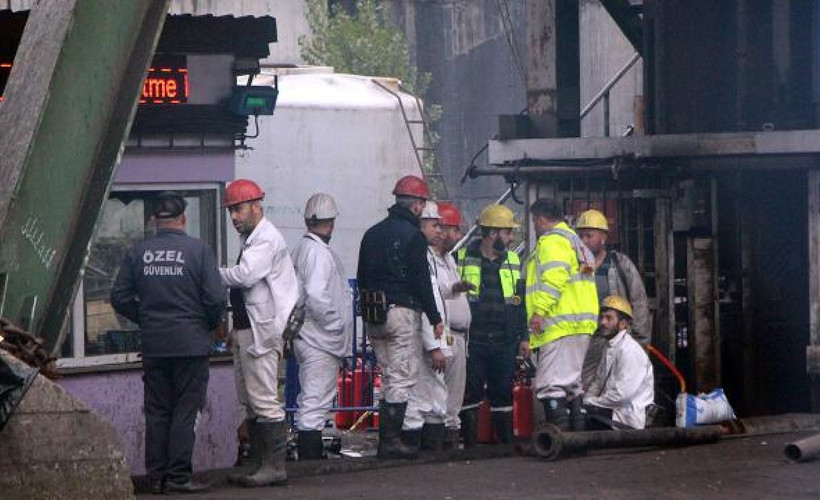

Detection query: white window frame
xmin=58 ymin=182 xmax=223 ymax=370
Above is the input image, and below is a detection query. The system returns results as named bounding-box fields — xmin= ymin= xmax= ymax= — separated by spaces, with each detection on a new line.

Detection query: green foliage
xmin=299 ymin=0 xmax=429 ymax=95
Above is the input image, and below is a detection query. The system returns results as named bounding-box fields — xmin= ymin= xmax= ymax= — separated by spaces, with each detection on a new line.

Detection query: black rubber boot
xmin=237 ymin=420 xmax=288 ymax=487
xmin=460 ymin=408 xmax=479 ymax=448
xmin=569 ymin=397 xmax=586 ymax=432
xmin=443 ymin=428 xmax=460 ymax=450
xmin=401 ymin=428 xmax=422 ymax=454
xmin=229 ymin=419 xmax=257 ymax=484
xmin=491 ymin=412 xmax=514 ymax=444
xmin=542 ymin=397 xmax=570 ymax=432
xmin=297 ymin=430 xmax=324 ymax=460
xmin=377 ymin=401 xmax=418 ymax=459
xmin=420 ymin=423 xmax=446 ymax=451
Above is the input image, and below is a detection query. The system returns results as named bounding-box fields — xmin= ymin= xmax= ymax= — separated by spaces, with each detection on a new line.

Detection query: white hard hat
xmin=304 ymin=193 xmax=339 ymax=220
xmin=421 ymin=200 xmax=441 ymax=219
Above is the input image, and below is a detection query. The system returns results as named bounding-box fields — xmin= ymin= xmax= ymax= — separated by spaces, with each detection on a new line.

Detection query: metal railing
xmin=580 ymin=52 xmax=641 ymax=137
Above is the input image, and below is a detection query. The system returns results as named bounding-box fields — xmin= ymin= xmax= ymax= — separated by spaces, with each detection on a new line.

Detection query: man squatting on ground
xmin=220 ymin=179 xmax=299 ymax=487
xmin=357 ymin=175 xmax=444 ymax=459
xmin=290 ymin=193 xmax=354 ymax=459
xmin=585 ymin=295 xmax=654 ymax=429
xmin=111 ymin=192 xmax=226 ymax=494
xmin=433 ymin=201 xmax=473 ymax=449
xmin=402 ymin=201 xmax=451 ymax=452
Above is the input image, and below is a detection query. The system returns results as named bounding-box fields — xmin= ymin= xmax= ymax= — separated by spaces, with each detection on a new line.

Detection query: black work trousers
xmin=143 ymin=356 xmax=209 ymax=483
xmin=464 ymin=338 xmax=518 ymax=412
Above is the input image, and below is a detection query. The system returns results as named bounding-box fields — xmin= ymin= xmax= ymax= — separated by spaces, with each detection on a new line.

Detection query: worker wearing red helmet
xmin=219 ymin=179 xmax=299 ymax=487
xmin=432 ymin=201 xmax=473 ymax=449
xmin=357 ymin=175 xmax=444 ymax=459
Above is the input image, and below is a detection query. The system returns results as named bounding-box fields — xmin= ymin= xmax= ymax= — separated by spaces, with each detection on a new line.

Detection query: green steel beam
xmin=0 ymin=0 xmax=170 ymax=353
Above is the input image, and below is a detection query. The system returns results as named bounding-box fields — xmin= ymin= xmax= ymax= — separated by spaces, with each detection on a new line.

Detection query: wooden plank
xmin=688 ymin=236 xmax=720 ymax=392
xmin=653 ymin=197 xmax=672 ymax=356
xmin=807 ymin=171 xmax=820 ymax=410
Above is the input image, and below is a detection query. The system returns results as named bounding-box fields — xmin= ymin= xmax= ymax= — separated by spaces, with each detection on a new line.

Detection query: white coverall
xmin=221 ymin=217 xmax=299 ymax=423
xmin=290 ymin=233 xmax=354 ymax=431
xmin=584 ymin=329 xmax=654 ymax=429
xmin=403 ymin=249 xmax=450 ymax=430
xmin=431 ymin=249 xmax=471 ymax=431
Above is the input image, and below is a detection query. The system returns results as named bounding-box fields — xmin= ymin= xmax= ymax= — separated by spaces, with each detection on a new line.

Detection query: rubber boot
xmin=229 ymin=419 xmax=257 ymax=484
xmin=377 ymin=401 xmax=418 ymax=459
xmin=297 ymin=430 xmax=324 ymax=460
xmin=237 ymin=420 xmax=288 ymax=487
xmin=400 ymin=428 xmax=422 ymax=454
xmin=542 ymin=397 xmax=570 ymax=432
xmin=443 ymin=428 xmax=460 ymax=450
xmin=569 ymin=397 xmax=586 ymax=432
xmin=420 ymin=423 xmax=446 ymax=451
xmin=460 ymin=408 xmax=478 ymax=448
xmin=491 ymin=411 xmax=514 ymax=444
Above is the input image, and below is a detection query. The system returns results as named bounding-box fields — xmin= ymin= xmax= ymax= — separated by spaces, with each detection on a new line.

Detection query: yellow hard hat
xmin=478 ymin=204 xmax=519 ymax=229
xmin=576 ymin=209 xmax=609 ymax=231
xmin=601 ymin=295 xmax=633 ymax=318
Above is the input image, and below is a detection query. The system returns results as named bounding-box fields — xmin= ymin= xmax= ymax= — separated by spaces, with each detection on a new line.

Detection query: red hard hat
xmin=224 ymin=179 xmax=265 ymax=208
xmin=392 ymin=175 xmax=430 ymax=200
xmin=437 ymin=201 xmax=462 ymax=227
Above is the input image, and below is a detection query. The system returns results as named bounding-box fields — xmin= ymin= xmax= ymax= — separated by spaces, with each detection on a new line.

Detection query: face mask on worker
xmin=492 ymin=235 xmax=507 ymax=253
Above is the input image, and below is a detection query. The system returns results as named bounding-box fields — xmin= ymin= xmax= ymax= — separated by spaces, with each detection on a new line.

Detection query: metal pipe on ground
xmin=531 ymin=423 xmax=723 ymax=461
xmin=784 ymin=433 xmax=820 ymax=462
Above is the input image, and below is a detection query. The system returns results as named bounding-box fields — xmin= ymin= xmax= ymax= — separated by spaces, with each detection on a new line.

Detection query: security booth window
xmin=81 ymin=189 xmax=221 ymax=357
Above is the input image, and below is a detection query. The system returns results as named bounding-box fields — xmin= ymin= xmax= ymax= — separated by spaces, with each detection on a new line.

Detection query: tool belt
xmin=361 ymin=289 xmax=388 ymax=325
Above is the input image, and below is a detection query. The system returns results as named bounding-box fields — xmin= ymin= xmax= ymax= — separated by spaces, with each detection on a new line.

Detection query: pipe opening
xmin=784 ymin=444 xmax=803 ymax=462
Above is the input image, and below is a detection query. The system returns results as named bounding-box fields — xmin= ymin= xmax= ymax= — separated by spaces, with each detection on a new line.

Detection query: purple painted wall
xmin=59 ymin=362 xmax=239 ymax=475
xmin=115 ymin=150 xmax=234 ymax=184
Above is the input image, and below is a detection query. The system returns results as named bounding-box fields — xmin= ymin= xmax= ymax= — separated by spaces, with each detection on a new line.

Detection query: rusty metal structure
xmin=475 ymin=0 xmax=820 ymax=417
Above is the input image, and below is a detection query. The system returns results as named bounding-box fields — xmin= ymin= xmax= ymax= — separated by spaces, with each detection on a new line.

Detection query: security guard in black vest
xmin=111 ymin=192 xmax=226 ymax=494
xmin=456 ymin=204 xmax=528 ymax=446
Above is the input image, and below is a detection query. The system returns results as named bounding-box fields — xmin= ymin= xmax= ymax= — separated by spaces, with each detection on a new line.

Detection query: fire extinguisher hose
xmin=646 ymin=343 xmax=686 ymax=393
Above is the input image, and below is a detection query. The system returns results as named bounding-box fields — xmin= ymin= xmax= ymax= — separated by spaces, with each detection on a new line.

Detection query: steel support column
xmin=0 ymin=0 xmax=170 ymax=352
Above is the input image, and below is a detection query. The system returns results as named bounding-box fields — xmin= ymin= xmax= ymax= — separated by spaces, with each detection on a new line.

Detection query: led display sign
xmin=0 ymin=55 xmax=187 ymax=105
xmin=0 ymin=62 xmax=10 ymax=102
xmin=140 ymin=55 xmax=188 ymax=105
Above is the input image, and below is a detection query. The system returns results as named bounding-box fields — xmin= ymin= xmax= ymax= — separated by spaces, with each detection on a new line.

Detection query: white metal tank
xmin=234 ymin=69 xmax=425 ymax=276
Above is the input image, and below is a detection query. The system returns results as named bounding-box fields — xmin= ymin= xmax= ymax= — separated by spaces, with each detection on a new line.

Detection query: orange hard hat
xmin=224 ymin=179 xmax=265 ymax=208
xmin=392 ymin=175 xmax=430 ymax=200
xmin=437 ymin=201 xmax=462 ymax=227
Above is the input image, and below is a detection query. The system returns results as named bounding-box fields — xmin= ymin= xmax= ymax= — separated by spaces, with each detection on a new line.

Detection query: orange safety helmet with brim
xmin=392 ymin=175 xmax=430 ymax=200
xmin=437 ymin=201 xmax=462 ymax=227
xmin=224 ymin=179 xmax=265 ymax=208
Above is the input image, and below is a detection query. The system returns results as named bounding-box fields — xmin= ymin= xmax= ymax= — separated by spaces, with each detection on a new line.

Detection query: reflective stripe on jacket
xmin=525 ymin=222 xmax=599 ymax=349
xmin=455 ymin=248 xmax=521 ymax=305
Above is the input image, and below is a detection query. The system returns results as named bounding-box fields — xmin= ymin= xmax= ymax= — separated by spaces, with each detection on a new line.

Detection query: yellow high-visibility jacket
xmin=525 ymin=222 xmax=599 ymax=349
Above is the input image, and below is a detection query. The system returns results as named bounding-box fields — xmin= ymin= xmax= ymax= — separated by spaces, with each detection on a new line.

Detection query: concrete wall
xmin=59 ymin=362 xmax=239 ymax=476
xmin=579 ymin=0 xmax=642 ymax=138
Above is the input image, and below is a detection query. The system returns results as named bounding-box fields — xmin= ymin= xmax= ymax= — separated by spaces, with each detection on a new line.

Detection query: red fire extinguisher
xmin=513 ymin=380 xmax=534 ymax=439
xmin=371 ymin=374 xmax=381 ymax=428
xmin=335 ymin=369 xmax=355 ymax=429
xmin=335 ymin=360 xmax=374 ymax=430
xmin=477 ymin=399 xmax=494 ymax=444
